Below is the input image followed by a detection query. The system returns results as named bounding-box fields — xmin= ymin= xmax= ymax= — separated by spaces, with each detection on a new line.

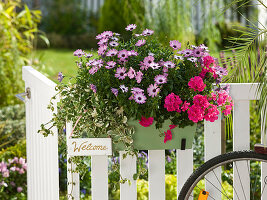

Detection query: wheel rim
xmin=184 ymin=157 xmax=267 ymax=200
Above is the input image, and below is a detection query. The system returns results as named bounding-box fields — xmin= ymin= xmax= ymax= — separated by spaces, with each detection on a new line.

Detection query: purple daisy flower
xmin=105 ymin=61 xmax=116 ymax=69
xmin=147 ymin=84 xmax=160 ymax=97
xmin=106 ymin=49 xmax=118 ymax=57
xmin=115 ymin=67 xmax=127 ymax=80
xmin=111 ymin=88 xmax=118 ymax=96
xmin=128 ymin=67 xmax=136 ymax=79
xmin=119 ymin=85 xmax=128 ymax=93
xmin=97 ymin=38 xmax=108 ymax=46
xmin=174 ymin=55 xmax=184 ymax=60
xmin=150 ymin=62 xmax=160 ymax=70
xmin=89 ymin=66 xmax=98 ymax=75
xmin=169 ymin=40 xmax=181 ymax=50
xmin=163 ymin=66 xmax=168 ymax=73
xmin=57 ymin=72 xmax=63 ymax=82
xmin=111 ymin=36 xmax=119 ymax=41
xmin=134 ymin=93 xmax=147 ymax=104
xmin=199 ymin=44 xmax=208 ymax=51
xmin=85 ymin=53 xmax=93 ymax=58
xmin=135 ymin=71 xmax=143 ymax=83
xmin=96 ymin=34 xmax=103 ymax=40
xmin=135 ymin=39 xmax=146 ymax=47
xmin=148 ymin=52 xmax=155 ymax=57
xmin=73 ymin=49 xmax=85 ymax=57
xmin=109 ymin=41 xmax=119 ymax=47
xmin=183 ymin=49 xmax=193 ymax=57
xmin=215 ymin=66 xmax=228 ymax=76
xmin=187 ymin=57 xmax=198 ymax=62
xmin=143 ymin=56 xmax=155 ymax=67
xmin=90 ymin=84 xmax=97 ymax=93
xmin=131 ymin=87 xmax=144 ymax=94
xmin=142 ymin=29 xmax=154 ymax=36
xmin=193 ymin=48 xmax=204 ymax=57
xmin=125 ymin=24 xmax=137 ymax=31
xmin=164 ymin=61 xmax=175 ymax=68
xmin=118 ymin=50 xmax=129 ymax=60
xmin=166 ymin=155 xmax=172 ymax=163
xmin=101 ymin=31 xmax=113 ymax=38
xmin=135 ymin=33 xmax=141 ymax=37
xmin=128 ymin=50 xmax=138 ymax=56
xmin=154 ymin=74 xmax=167 ymax=84
xmin=97 ymin=45 xmax=107 ymax=56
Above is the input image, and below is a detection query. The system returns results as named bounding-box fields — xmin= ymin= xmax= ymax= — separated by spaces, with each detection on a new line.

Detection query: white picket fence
xmin=22 ymin=66 xmax=266 ymax=200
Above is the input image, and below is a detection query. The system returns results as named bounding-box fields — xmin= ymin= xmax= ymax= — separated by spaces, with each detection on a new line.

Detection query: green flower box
xmin=113 ymin=121 xmax=197 ymax=151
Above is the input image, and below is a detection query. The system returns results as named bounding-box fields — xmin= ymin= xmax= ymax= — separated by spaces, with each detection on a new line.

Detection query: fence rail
xmin=23 ymin=66 xmax=265 ymax=200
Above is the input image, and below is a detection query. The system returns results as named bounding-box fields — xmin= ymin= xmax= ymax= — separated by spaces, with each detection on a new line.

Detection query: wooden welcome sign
xmin=67 ymin=138 xmax=112 ymax=156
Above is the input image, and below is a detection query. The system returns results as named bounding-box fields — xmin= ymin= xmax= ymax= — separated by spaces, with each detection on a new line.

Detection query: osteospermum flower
xmin=115 ymin=67 xmax=127 ymax=80
xmin=89 ymin=66 xmax=98 ymax=75
xmin=106 ymin=49 xmax=118 ymax=57
xmin=150 ymin=62 xmax=160 ymax=70
xmin=105 ymin=61 xmax=116 ymax=69
xmin=85 ymin=53 xmax=93 ymax=58
xmin=134 ymin=93 xmax=147 ymax=104
xmin=73 ymin=49 xmax=85 ymax=57
xmin=118 ymin=50 xmax=129 ymax=60
xmin=164 ymin=61 xmax=175 ymax=68
xmin=128 ymin=50 xmax=138 ymax=56
xmin=125 ymin=24 xmax=137 ymax=31
xmin=154 ymin=74 xmax=167 ymax=85
xmin=97 ymin=38 xmax=108 ymax=46
xmin=193 ymin=48 xmax=204 ymax=57
xmin=128 ymin=67 xmax=136 ymax=79
xmin=111 ymin=88 xmax=118 ymax=96
xmin=142 ymin=29 xmax=154 ymax=36
xmin=96 ymin=34 xmax=103 ymax=40
xmin=135 ymin=39 xmax=146 ymax=47
xmin=183 ymin=49 xmax=192 ymax=57
xmin=57 ymin=72 xmax=64 ymax=82
xmin=169 ymin=40 xmax=181 ymax=50
xmin=147 ymin=84 xmax=160 ymax=97
xmin=97 ymin=45 xmax=107 ymax=56
xmin=111 ymin=36 xmax=119 ymax=41
xmin=135 ymin=71 xmax=143 ymax=83
xmin=131 ymin=87 xmax=144 ymax=94
xmin=101 ymin=31 xmax=113 ymax=38
xmin=187 ymin=57 xmax=198 ymax=62
xmin=143 ymin=56 xmax=154 ymax=67
xmin=90 ymin=84 xmax=97 ymax=93
xmin=109 ymin=41 xmax=119 ymax=47
xmin=119 ymin=85 xmax=128 ymax=93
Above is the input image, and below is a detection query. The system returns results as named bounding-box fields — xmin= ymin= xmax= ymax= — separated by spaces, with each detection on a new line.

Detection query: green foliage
xmin=0 ymin=140 xmax=26 ymax=161
xmin=0 ymin=0 xmax=42 ymax=107
xmin=0 ymin=105 xmax=25 ymax=150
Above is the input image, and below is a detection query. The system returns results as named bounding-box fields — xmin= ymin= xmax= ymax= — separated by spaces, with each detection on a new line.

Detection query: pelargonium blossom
xmin=203 ymin=56 xmax=215 ymax=67
xmin=125 ymin=24 xmax=137 ymax=31
xmin=147 ymin=84 xmax=160 ymax=97
xmin=164 ymin=93 xmax=183 ymax=112
xmin=181 ymin=101 xmax=190 ymax=112
xmin=188 ymin=105 xmax=204 ymax=123
xmin=188 ymin=76 xmax=206 ymax=92
xmin=193 ymin=94 xmax=210 ymax=109
xmin=164 ymin=129 xmax=172 ymax=143
xmin=139 ymin=116 xmax=154 ymax=127
xmin=204 ymin=104 xmax=219 ymax=122
xmin=169 ymin=40 xmax=181 ymax=50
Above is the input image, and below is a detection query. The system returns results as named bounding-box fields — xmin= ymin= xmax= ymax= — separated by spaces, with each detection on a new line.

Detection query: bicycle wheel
xmin=178 ymin=151 xmax=267 ymax=200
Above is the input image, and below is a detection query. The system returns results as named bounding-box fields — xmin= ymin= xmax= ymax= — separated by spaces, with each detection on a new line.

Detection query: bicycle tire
xmin=178 ymin=150 xmax=267 ymax=200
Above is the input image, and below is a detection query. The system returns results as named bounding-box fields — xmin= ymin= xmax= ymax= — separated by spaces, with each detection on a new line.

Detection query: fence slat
xmin=204 ymin=114 xmax=221 ymax=199
xmin=66 ymin=123 xmax=80 ymax=200
xmin=233 ymin=100 xmax=250 ymax=200
xmin=177 ymin=149 xmax=193 ymax=200
xmin=261 ymin=109 xmax=267 ymax=199
xmin=148 ymin=150 xmax=165 ymax=200
xmin=120 ymin=151 xmax=137 ymax=200
xmin=91 ymin=156 xmax=109 ymax=200
xmin=23 ymin=66 xmax=59 ymax=200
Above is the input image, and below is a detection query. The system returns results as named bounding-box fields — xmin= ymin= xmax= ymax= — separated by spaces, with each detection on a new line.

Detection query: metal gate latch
xmin=15 ymin=87 xmax=31 ymax=103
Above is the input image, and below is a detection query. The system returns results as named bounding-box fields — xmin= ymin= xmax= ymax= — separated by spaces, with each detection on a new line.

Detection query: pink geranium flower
xmin=164 ymin=129 xmax=172 ymax=143
xmin=169 ymin=125 xmax=177 ymax=130
xmin=187 ymin=105 xmax=204 ymax=123
xmin=164 ymin=93 xmax=183 ymax=112
xmin=181 ymin=101 xmax=190 ymax=112
xmin=188 ymin=76 xmax=206 ymax=92
xmin=139 ymin=116 xmax=154 ymax=127
xmin=193 ymin=95 xmax=209 ymax=110
xmin=202 ymin=56 xmax=215 ymax=67
xmin=204 ymin=104 xmax=220 ymax=122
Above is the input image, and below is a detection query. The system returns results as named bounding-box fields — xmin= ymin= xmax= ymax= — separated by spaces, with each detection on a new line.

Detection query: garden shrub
xmin=0 ymin=0 xmax=42 ymax=107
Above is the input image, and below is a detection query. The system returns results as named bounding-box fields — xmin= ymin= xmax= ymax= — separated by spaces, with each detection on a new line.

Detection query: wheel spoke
xmin=205 ymin=176 xmax=231 ymax=199
xmin=235 ymin=161 xmax=247 ymax=200
xmin=195 ymin=183 xmax=216 ymax=200
xmin=211 ymin=170 xmax=231 ymax=200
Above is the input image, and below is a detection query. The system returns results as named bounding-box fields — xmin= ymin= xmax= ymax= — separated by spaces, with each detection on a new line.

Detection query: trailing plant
xmin=39 ymin=25 xmax=233 ymax=198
